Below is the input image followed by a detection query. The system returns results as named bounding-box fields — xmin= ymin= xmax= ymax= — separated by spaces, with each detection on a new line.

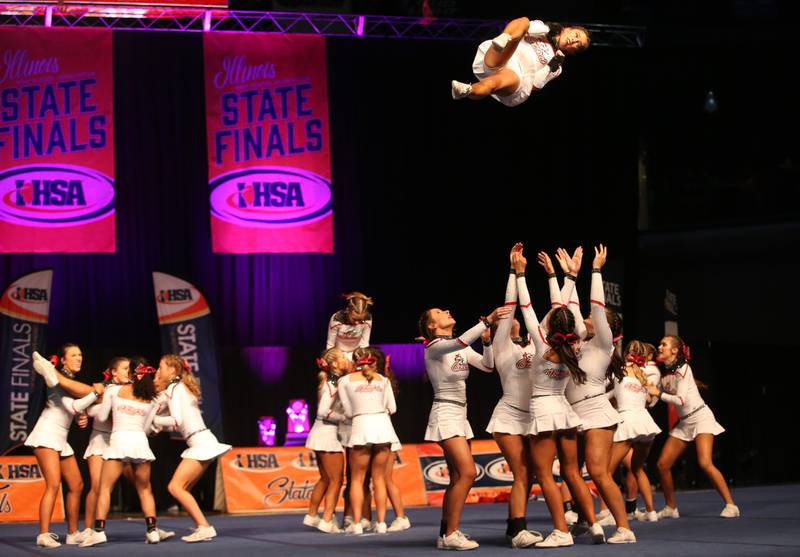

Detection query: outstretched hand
xmin=593 ymin=244 xmax=608 ymax=269
xmin=538 ymin=251 xmax=555 ymax=274
xmin=554 ymin=248 xmax=571 ymax=274
xmin=570 ymin=246 xmax=583 ymax=274
xmin=487 ymin=305 xmax=513 ymax=324
xmin=510 ymin=242 xmax=523 ymax=266
xmin=512 ymin=251 xmax=527 ymax=274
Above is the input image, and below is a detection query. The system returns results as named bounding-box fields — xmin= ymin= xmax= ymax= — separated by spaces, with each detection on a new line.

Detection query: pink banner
xmin=204 ymin=32 xmax=332 ymax=253
xmin=0 ymin=27 xmax=115 ymax=253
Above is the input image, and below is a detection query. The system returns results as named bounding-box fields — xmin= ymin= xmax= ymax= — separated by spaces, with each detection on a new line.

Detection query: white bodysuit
xmin=337 ymin=373 xmax=399 ymax=447
xmin=326 ymin=312 xmax=372 ymax=358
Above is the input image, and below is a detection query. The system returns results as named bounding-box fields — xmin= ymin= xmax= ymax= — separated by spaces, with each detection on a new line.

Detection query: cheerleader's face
xmin=112 ymin=359 xmax=131 ymax=383
xmin=559 ymin=27 xmax=589 ymax=55
xmin=428 ymin=308 xmax=455 ymax=332
xmin=658 ymin=337 xmax=678 ymax=364
xmin=154 ymin=358 xmax=177 ymax=391
xmin=62 ymin=346 xmax=83 ymax=373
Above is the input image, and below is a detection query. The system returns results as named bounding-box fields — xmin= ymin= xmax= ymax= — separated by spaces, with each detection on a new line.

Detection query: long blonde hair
xmin=623 ymin=340 xmax=650 ymax=386
xmin=162 ymin=354 xmax=202 ymax=400
xmin=316 ymin=348 xmax=346 ymax=394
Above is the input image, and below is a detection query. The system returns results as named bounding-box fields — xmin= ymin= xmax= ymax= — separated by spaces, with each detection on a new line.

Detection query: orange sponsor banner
xmin=0 ymin=456 xmax=64 ymax=522
xmin=220 ymin=445 xmax=425 ymax=513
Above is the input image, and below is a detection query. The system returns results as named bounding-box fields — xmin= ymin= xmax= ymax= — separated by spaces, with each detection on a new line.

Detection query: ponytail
xmin=547 ymin=308 xmax=586 ymax=384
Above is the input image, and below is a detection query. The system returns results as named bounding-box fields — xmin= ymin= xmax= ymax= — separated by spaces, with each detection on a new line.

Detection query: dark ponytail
xmin=418 ymin=309 xmax=434 ymax=341
xmin=546 ymin=308 xmax=586 ymax=384
xmin=604 ymin=308 xmax=625 ymax=382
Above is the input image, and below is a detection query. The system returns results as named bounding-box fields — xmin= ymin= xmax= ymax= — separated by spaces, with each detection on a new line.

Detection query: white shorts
xmin=614 ymin=408 xmax=661 ymax=443
xmin=306 ymin=419 xmax=343 ymax=452
xmin=348 ymin=413 xmax=399 ymax=447
xmin=83 ymin=429 xmax=111 ymax=459
xmin=181 ymin=429 xmax=232 ymax=461
xmin=486 ymin=400 xmax=531 ymax=435
xmin=425 ymin=401 xmax=473 ymax=442
xmin=529 ymin=394 xmax=582 ymax=435
xmin=571 ymin=395 xmax=623 ymax=432
xmin=669 ymin=406 xmax=725 ymax=442
xmin=472 ymin=39 xmax=533 ymax=107
xmin=103 ymin=431 xmax=155 ymax=463
xmin=25 ymin=418 xmax=74 ymax=457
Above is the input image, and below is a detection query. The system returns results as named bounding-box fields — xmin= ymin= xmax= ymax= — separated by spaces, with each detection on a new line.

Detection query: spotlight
xmin=283 ymin=399 xmax=310 ymax=446
xmin=257 ymin=416 xmax=276 ymax=446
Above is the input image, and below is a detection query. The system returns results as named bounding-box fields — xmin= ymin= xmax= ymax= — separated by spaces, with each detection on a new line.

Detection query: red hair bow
xmin=682 ymin=344 xmax=692 ymax=362
xmin=134 ymin=363 xmax=156 ymax=380
xmin=102 ymin=368 xmax=112 ymax=382
xmin=316 ymin=357 xmax=329 ymax=371
xmin=385 ymin=354 xmax=392 ymax=374
xmin=181 ymin=359 xmax=191 ymax=373
xmin=356 ymin=355 xmax=377 ymax=366
xmin=626 ymin=354 xmax=646 ymax=367
xmin=49 ymin=355 xmax=59 ymax=366
xmin=549 ymin=332 xmax=578 ymax=347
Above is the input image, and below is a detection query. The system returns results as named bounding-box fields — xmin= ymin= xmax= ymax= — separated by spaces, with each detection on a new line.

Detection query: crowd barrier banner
xmin=0 ymin=456 xmax=64 ymax=522
xmin=0 ymin=28 xmax=116 ymax=253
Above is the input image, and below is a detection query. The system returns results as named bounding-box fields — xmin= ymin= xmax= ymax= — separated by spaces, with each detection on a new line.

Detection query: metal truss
xmin=0 ymin=4 xmax=644 ymax=47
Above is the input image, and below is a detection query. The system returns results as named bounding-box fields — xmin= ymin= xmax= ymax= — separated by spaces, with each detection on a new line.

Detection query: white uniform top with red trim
xmin=517 ymin=274 xmax=575 ymax=397
xmin=316 ymin=379 xmax=346 ymax=423
xmin=520 ymin=24 xmax=564 ymax=91
xmin=659 ymin=363 xmax=706 ymax=419
xmin=612 ymin=373 xmax=649 ymax=412
xmin=643 ymin=361 xmax=661 ymax=408
xmin=37 ymin=382 xmax=98 ymax=430
xmin=424 ymin=321 xmax=492 ymax=404
xmin=152 ymin=381 xmax=207 ymax=439
xmin=565 ymin=270 xmax=615 ymax=404
xmin=337 ymin=374 xmax=396 ymax=418
xmin=87 ymin=384 xmax=157 ymax=434
xmin=326 ymin=313 xmax=372 ymax=355
xmin=491 ymin=273 xmax=534 ymax=410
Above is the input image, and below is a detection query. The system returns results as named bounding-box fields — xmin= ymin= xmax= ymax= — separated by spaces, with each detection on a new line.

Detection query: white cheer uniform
xmin=153 ymin=381 xmax=231 ymax=461
xmin=25 ymin=377 xmax=98 ymax=457
xmin=643 ymin=361 xmax=661 ymax=408
xmin=326 ymin=312 xmax=372 ymax=359
xmin=305 ymin=378 xmax=345 ymax=452
xmin=609 ymin=372 xmax=661 ymax=443
xmin=472 ymin=20 xmax=563 ymax=107
xmin=564 ymin=270 xmax=623 ymax=432
xmin=87 ymin=385 xmax=156 ymax=463
xmin=659 ymin=363 xmax=725 ymax=442
xmin=84 ymin=381 xmax=129 ymax=459
xmin=424 ymin=321 xmax=492 ymax=442
xmin=337 ymin=373 xmax=399 ymax=447
xmin=517 ymin=274 xmax=582 ymax=435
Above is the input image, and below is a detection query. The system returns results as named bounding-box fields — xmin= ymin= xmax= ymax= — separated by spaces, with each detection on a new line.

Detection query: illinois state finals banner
xmin=0 ymin=28 xmax=115 ymax=253
xmin=204 ymin=33 xmax=333 ymax=253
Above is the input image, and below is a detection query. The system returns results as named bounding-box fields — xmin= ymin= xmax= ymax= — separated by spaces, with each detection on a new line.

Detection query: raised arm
xmin=514 ymin=251 xmax=548 ymax=356
xmin=590 ymin=244 xmax=613 ymax=348
xmin=384 ymin=378 xmax=397 ymax=415
xmin=493 ymin=245 xmax=522 ymax=357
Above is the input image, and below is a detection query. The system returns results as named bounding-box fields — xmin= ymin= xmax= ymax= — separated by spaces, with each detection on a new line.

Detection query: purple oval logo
xmin=0 ymin=164 xmax=114 ymax=227
xmin=209 ymin=167 xmax=332 ymax=228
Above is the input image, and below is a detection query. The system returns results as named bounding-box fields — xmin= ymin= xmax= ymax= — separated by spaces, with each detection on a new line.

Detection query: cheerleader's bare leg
xmin=622 ymin=449 xmax=639 ymax=503
xmin=319 ymin=451 xmax=344 ymax=522
xmin=531 ymin=433 xmax=568 ymax=531
xmin=494 ymin=433 xmax=530 ymax=520
xmin=485 ymin=17 xmax=531 ymax=69
xmin=557 ymin=432 xmax=596 ymax=523
xmin=52 ymin=371 xmax=95 ymax=398
xmin=630 ymin=442 xmax=656 ymax=512
xmin=467 ymin=69 xmax=520 ymax=100
xmin=385 ymin=453 xmax=408 ymax=521
xmin=695 ymin=434 xmax=735 ymax=505
xmin=370 ymin=445 xmax=391 ymax=524
xmin=168 ymin=459 xmax=212 ymax=527
xmin=34 ymin=448 xmax=64 ymax=534
xmin=308 ymin=451 xmax=331 ymax=516
xmin=440 ymin=436 xmax=477 ymax=535
xmin=584 ymin=428 xmax=629 ymax=529
xmin=348 ymin=446 xmax=372 ymax=524
xmin=84 ymin=455 xmax=104 ymax=530
xmin=656 ymin=436 xmax=689 ymax=509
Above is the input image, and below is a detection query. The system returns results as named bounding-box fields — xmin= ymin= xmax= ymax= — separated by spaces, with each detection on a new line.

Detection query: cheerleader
xmin=304 ymin=348 xmax=351 ymax=533
xmin=451 ymin=17 xmax=589 ymax=106
xmin=603 ymin=341 xmax=662 ymax=523
xmin=419 ymin=304 xmax=508 ymax=550
xmin=327 ymin=292 xmax=373 ymax=359
xmin=646 ymin=336 xmax=739 ymax=518
xmin=383 ymin=357 xmax=411 ymax=532
xmin=77 ymin=363 xmax=163 ymax=547
xmin=150 ymin=355 xmax=232 ymax=542
xmin=26 ymin=345 xmax=100 ymax=548
xmin=515 ymin=248 xmax=598 ymax=548
xmin=485 ymin=244 xmax=543 ymax=547
xmin=336 ymin=347 xmax=399 ymax=535
xmin=562 ymin=245 xmax=636 ymax=543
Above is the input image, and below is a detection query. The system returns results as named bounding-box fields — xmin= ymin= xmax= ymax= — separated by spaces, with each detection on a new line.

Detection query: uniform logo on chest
xmin=451 ymin=354 xmax=468 ymax=372
xmin=516 ymin=353 xmax=533 ymax=369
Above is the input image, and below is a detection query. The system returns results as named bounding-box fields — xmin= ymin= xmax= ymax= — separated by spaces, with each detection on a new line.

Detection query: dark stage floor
xmin=2 ymin=484 xmax=799 ymax=556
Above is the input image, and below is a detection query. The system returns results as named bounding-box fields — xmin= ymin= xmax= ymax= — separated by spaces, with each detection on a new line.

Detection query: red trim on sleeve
xmin=569 ymin=301 xmax=580 ymax=306
xmin=456 ymin=338 xmax=468 ymax=347
xmin=504 ymin=301 xmax=518 ymax=306
xmin=551 ymin=302 xmax=566 ymax=307
xmin=590 ymin=299 xmax=606 ymax=307
xmin=424 ymin=338 xmax=442 ymax=350
xmin=520 ymin=303 xmax=532 ymax=309
xmin=538 ymin=326 xmax=551 ymax=347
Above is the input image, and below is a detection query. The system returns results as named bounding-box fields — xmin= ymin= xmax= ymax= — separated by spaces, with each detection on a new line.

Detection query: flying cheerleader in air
xmin=451 ymin=17 xmax=590 ymax=106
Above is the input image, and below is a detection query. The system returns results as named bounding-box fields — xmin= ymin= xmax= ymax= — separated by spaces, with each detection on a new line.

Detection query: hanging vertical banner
xmin=203 ymin=32 xmax=333 ymax=253
xmin=0 ymin=270 xmax=52 ymax=453
xmin=0 ymin=28 xmax=115 ymax=253
xmin=152 ymin=272 xmax=223 ymax=437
